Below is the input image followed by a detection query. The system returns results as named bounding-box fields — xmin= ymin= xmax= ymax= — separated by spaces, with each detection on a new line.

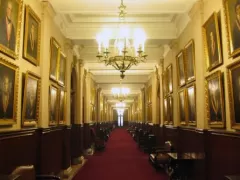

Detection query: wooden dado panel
xmin=71 ymin=124 xmax=83 ymax=160
xmin=62 ymin=126 xmax=71 ymax=170
xmin=39 ymin=127 xmax=63 ymax=174
xmin=178 ymin=128 xmax=205 ymax=153
xmin=84 ymin=123 xmax=91 ymax=149
xmin=0 ymin=129 xmax=37 ymax=174
xmin=207 ymin=131 xmax=240 ymax=180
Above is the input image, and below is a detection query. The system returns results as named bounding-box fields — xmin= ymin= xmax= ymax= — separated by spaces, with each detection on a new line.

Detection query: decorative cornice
xmin=41 ymin=1 xmax=56 ymax=18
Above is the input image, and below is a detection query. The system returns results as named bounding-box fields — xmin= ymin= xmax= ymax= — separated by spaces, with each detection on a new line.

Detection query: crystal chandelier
xmin=96 ymin=0 xmax=147 ymax=79
xmin=111 ymin=86 xmax=130 ymax=102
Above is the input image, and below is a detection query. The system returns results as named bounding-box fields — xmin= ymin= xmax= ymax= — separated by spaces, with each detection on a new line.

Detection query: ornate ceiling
xmin=47 ymin=0 xmax=198 ymax=103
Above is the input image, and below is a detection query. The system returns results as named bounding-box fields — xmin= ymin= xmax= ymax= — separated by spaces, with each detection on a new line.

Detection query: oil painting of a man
xmin=24 ymin=77 xmax=37 ymax=120
xmin=0 ymin=65 xmax=15 ymax=119
xmin=0 ymin=0 xmax=19 ymax=51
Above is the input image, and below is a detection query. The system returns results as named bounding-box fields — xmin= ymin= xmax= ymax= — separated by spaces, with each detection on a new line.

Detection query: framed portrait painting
xmin=0 ymin=0 xmax=23 ymax=59
xmin=50 ymin=37 xmax=60 ymax=82
xmin=167 ymin=64 xmax=173 ymax=93
xmin=223 ymin=0 xmax=240 ymax=57
xmin=58 ymin=51 xmax=66 ymax=86
xmin=23 ymin=5 xmax=41 ymax=66
xmin=176 ymin=50 xmax=186 ymax=87
xmin=0 ymin=57 xmax=19 ymax=125
xmin=49 ymin=83 xmax=58 ymax=126
xmin=184 ymin=39 xmax=195 ymax=83
xmin=168 ymin=95 xmax=173 ymax=125
xmin=206 ymin=71 xmax=225 ymax=128
xmin=162 ymin=70 xmax=168 ymax=97
xmin=227 ymin=60 xmax=240 ymax=130
xmin=186 ymin=84 xmax=196 ymax=126
xmin=203 ymin=12 xmax=223 ymax=71
xmin=163 ymin=97 xmax=169 ymax=124
xmin=22 ymin=71 xmax=41 ymax=127
xmin=178 ymin=89 xmax=187 ymax=125
xmin=58 ymin=89 xmax=66 ymax=125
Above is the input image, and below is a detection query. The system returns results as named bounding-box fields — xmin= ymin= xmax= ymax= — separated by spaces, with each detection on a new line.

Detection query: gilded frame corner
xmin=22 ymin=71 xmax=41 ymax=127
xmin=23 ymin=5 xmax=41 ymax=66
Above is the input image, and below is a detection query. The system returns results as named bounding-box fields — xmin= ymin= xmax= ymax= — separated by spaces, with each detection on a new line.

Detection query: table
xmin=167 ymin=152 xmax=205 ymax=180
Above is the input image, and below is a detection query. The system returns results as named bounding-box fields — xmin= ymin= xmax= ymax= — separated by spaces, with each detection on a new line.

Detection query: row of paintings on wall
xmin=202 ymin=0 xmax=240 ymax=73
xmin=176 ymin=59 xmax=240 ymax=130
xmin=176 ymin=39 xmax=196 ymax=88
xmin=0 ymin=1 xmax=67 ymax=87
xmin=0 ymin=56 xmax=66 ymax=126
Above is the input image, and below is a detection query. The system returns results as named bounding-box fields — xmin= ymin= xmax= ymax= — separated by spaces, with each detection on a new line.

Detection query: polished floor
xmin=73 ymin=128 xmax=168 ymax=180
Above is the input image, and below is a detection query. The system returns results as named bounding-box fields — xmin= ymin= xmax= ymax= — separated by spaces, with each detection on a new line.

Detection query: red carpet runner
xmin=73 ymin=128 xmax=168 ymax=180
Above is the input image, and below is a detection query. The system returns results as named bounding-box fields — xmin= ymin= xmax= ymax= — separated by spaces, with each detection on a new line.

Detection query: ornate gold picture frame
xmin=184 ymin=39 xmax=195 ymax=83
xmin=167 ymin=64 xmax=173 ymax=93
xmin=49 ymin=83 xmax=59 ymax=126
xmin=176 ymin=50 xmax=186 ymax=87
xmin=58 ymin=51 xmax=66 ymax=86
xmin=58 ymin=88 xmax=66 ymax=125
xmin=223 ymin=0 xmax=240 ymax=57
xmin=203 ymin=12 xmax=223 ymax=71
xmin=163 ymin=97 xmax=169 ymax=125
xmin=168 ymin=95 xmax=173 ymax=125
xmin=206 ymin=71 xmax=225 ymax=128
xmin=227 ymin=60 xmax=240 ymax=130
xmin=186 ymin=83 xmax=196 ymax=126
xmin=22 ymin=71 xmax=41 ymax=127
xmin=49 ymin=37 xmax=60 ymax=82
xmin=178 ymin=88 xmax=187 ymax=126
xmin=23 ymin=5 xmax=41 ymax=66
xmin=0 ymin=0 xmax=23 ymax=59
xmin=0 ymin=57 xmax=19 ymax=125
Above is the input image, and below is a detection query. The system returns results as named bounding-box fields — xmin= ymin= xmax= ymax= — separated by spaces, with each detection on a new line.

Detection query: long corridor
xmin=73 ymin=128 xmax=168 ymax=180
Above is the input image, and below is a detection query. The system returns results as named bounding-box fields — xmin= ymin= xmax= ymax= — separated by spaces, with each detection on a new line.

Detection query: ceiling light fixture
xmin=111 ymin=80 xmax=130 ymax=102
xmin=96 ymin=0 xmax=147 ymax=79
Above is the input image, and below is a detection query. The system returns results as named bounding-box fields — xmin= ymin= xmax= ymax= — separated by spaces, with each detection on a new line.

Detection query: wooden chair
xmin=149 ymin=141 xmax=174 ymax=170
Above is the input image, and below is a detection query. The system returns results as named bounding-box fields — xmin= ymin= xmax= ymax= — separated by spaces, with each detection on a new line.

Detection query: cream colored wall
xmin=163 ymin=0 xmax=238 ymax=131
xmin=0 ymin=1 xmax=72 ymax=131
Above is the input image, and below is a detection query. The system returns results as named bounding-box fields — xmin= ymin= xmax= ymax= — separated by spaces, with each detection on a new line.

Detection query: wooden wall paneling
xmin=39 ymin=127 xmax=63 ymax=174
xmin=0 ymin=129 xmax=37 ymax=174
xmin=207 ymin=130 xmax=240 ymax=180
xmin=62 ymin=126 xmax=71 ymax=170
xmin=83 ymin=123 xmax=90 ymax=149
xmin=178 ymin=127 xmax=206 ymax=180
xmin=163 ymin=126 xmax=178 ymax=150
xmin=71 ymin=124 xmax=83 ymax=160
